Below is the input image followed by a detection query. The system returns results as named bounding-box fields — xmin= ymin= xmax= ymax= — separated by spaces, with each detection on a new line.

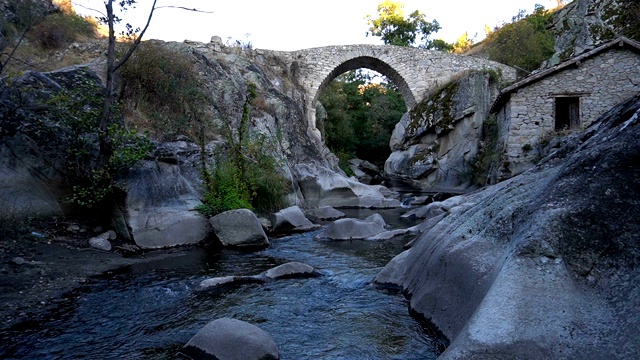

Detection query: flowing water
xmin=0 ymin=208 xmax=444 ymax=359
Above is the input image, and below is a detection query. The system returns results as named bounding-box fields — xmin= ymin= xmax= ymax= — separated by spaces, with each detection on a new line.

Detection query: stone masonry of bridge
xmin=211 ymin=41 xmax=517 ymax=143
xmin=257 ymin=45 xmax=516 ymax=141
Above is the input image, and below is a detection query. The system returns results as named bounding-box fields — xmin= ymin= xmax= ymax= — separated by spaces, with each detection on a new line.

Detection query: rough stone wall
xmin=499 ymin=47 xmax=640 ymax=176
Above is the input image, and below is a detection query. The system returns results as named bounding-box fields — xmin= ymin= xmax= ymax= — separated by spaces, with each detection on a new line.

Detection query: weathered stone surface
xmin=263 ymin=262 xmax=317 ymax=280
xmin=295 ymin=163 xmax=401 ymax=209
xmin=364 ymin=213 xmax=386 ymax=228
xmin=270 ymin=206 xmax=320 ymax=233
xmin=88 ymin=237 xmax=112 ymax=251
xmin=385 ymin=71 xmax=499 ymax=192
xmin=209 ymin=209 xmax=269 ymax=249
xmin=182 ymin=318 xmax=279 ymax=360
xmin=114 ymin=157 xmax=212 ymax=249
xmin=315 ymin=218 xmax=386 ymax=240
xmin=304 ymin=206 xmax=346 ymax=222
xmin=375 ymin=94 xmax=640 ymax=359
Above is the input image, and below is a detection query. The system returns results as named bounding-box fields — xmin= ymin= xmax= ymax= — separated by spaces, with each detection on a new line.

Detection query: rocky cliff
xmin=375 ymin=93 xmax=640 ymax=358
xmin=384 ymin=70 xmax=500 ymax=193
xmin=547 ymin=0 xmax=640 ymax=66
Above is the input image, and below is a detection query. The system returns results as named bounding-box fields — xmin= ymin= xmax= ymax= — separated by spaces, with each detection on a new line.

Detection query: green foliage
xmin=119 ymin=41 xmax=211 ymax=140
xmin=365 ymin=0 xmax=441 ymax=48
xmin=45 ymin=78 xmax=153 ymax=209
xmin=199 ymin=83 xmax=288 ymax=217
xmin=29 ymin=11 xmax=96 ymax=49
xmin=197 ymin=160 xmax=253 ymax=217
xmin=319 ymin=70 xmax=406 ymax=167
xmin=468 ymin=115 xmax=501 ymax=186
xmin=484 ymin=5 xmax=556 ymax=72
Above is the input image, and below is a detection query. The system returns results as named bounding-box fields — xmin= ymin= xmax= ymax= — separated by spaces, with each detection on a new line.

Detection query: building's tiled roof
xmin=490 ymin=37 xmax=640 ymax=113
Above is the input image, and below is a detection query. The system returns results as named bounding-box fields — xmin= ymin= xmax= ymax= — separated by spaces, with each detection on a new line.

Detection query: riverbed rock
xmin=113 ymin=153 xmax=213 ymax=249
xmin=209 ymin=209 xmax=269 ymax=249
xmin=198 ymin=276 xmax=265 ymax=290
xmin=375 ymin=94 xmax=640 ymax=359
xmin=270 ymin=206 xmax=320 ymax=234
xmin=88 ymin=237 xmax=112 ymax=251
xmin=315 ymin=218 xmax=386 ymax=240
xmin=295 ymin=163 xmax=401 ymax=209
xmin=304 ymin=206 xmax=346 ymax=222
xmin=401 ymin=194 xmax=467 ymax=220
xmin=262 ymin=262 xmax=317 ymax=280
xmin=182 ymin=318 xmax=280 ymax=360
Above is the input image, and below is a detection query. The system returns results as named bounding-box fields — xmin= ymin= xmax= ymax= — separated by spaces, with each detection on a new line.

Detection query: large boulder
xmin=270 ymin=205 xmax=320 ymax=234
xmin=182 ymin=318 xmax=279 ymax=360
xmin=209 ymin=209 xmax=269 ymax=249
xmin=374 ymin=94 xmax=640 ymax=358
xmin=385 ymin=71 xmax=498 ymax=193
xmin=304 ymin=206 xmax=346 ymax=222
xmin=315 ymin=218 xmax=386 ymax=240
xmin=113 ymin=146 xmax=213 ymax=249
xmin=294 ymin=163 xmax=401 ymax=208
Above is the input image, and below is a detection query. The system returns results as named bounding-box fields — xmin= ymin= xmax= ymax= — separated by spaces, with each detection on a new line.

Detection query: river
xmin=1 ymin=208 xmax=444 ymax=359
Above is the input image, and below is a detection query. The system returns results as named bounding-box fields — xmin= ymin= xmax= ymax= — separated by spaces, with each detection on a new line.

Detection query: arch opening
xmin=315 ymin=57 xmax=412 ymax=174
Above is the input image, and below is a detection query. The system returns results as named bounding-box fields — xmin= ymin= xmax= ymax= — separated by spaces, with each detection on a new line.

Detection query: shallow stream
xmin=1 ymin=208 xmax=444 ymax=359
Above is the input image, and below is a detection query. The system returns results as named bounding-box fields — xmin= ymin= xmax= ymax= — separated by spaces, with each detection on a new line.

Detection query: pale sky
xmin=74 ymin=0 xmax=561 ymax=51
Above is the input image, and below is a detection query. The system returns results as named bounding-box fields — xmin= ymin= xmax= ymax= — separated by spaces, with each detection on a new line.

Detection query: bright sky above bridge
xmin=74 ymin=0 xmax=561 ymax=51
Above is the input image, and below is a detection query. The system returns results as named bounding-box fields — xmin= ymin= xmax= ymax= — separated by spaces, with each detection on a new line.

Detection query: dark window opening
xmin=555 ymin=97 xmax=580 ymax=131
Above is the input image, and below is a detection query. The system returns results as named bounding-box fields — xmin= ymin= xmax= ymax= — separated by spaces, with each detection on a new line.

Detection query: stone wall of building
xmin=499 ymin=47 xmax=640 ymax=176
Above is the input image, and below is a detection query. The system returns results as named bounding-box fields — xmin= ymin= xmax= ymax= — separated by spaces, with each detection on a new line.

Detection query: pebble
xmin=11 ymin=257 xmax=25 ymax=265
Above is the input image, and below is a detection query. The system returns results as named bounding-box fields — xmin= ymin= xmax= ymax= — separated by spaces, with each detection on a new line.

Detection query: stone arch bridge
xmin=251 ymin=44 xmax=516 ymax=141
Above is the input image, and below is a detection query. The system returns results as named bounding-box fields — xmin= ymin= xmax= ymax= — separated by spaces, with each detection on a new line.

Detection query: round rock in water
xmin=182 ymin=318 xmax=279 ymax=360
xmin=263 ymin=262 xmax=316 ymax=280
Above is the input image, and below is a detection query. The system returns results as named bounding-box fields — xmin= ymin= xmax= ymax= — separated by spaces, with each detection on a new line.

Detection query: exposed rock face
xmin=182 ymin=318 xmax=280 ymax=360
xmin=375 ymin=94 xmax=640 ymax=358
xmin=548 ymin=0 xmax=640 ymax=65
xmin=113 ymin=142 xmax=213 ymax=248
xmin=384 ymin=71 xmax=499 ymax=193
xmin=209 ymin=209 xmax=269 ymax=249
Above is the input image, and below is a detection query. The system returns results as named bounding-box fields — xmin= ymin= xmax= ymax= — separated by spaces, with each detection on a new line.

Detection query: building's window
xmin=555 ymin=97 xmax=580 ymax=131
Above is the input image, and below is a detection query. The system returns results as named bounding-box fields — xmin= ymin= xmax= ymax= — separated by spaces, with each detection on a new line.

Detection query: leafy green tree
xmin=365 ymin=0 xmax=441 ymax=48
xmin=320 ymin=71 xmax=406 ymax=169
xmin=484 ymin=5 xmax=555 ymax=72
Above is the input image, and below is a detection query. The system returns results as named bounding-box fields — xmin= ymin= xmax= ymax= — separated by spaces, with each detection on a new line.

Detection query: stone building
xmin=490 ymin=37 xmax=640 ymax=178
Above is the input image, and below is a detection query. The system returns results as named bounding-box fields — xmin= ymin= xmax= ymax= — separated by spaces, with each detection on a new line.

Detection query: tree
xmin=365 ymin=0 xmax=441 ymax=48
xmin=73 ymin=0 xmax=210 ymax=166
xmin=452 ymin=32 xmax=474 ymax=53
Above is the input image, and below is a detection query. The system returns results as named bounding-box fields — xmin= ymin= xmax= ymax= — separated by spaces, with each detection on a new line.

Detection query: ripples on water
xmin=0 ymin=209 xmax=443 ymax=359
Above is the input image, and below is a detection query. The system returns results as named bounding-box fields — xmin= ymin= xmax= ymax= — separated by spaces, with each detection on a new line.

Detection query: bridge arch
xmin=312 ymin=56 xmax=416 ymax=112
xmin=258 ymin=45 xmax=516 ymax=143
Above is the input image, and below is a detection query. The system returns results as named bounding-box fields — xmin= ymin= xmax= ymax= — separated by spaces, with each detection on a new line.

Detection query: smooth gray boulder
xmin=294 ymin=164 xmax=401 ymax=209
xmin=198 ymin=276 xmax=264 ymax=290
xmin=209 ymin=209 xmax=269 ymax=249
xmin=364 ymin=213 xmax=386 ymax=228
xmin=114 ymin=156 xmax=212 ymax=249
xmin=263 ymin=262 xmax=317 ymax=280
xmin=315 ymin=218 xmax=386 ymax=240
xmin=270 ymin=206 xmax=320 ymax=233
xmin=374 ymin=94 xmax=640 ymax=359
xmin=304 ymin=206 xmax=346 ymax=222
xmin=182 ymin=318 xmax=279 ymax=360
xmin=88 ymin=237 xmax=112 ymax=251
